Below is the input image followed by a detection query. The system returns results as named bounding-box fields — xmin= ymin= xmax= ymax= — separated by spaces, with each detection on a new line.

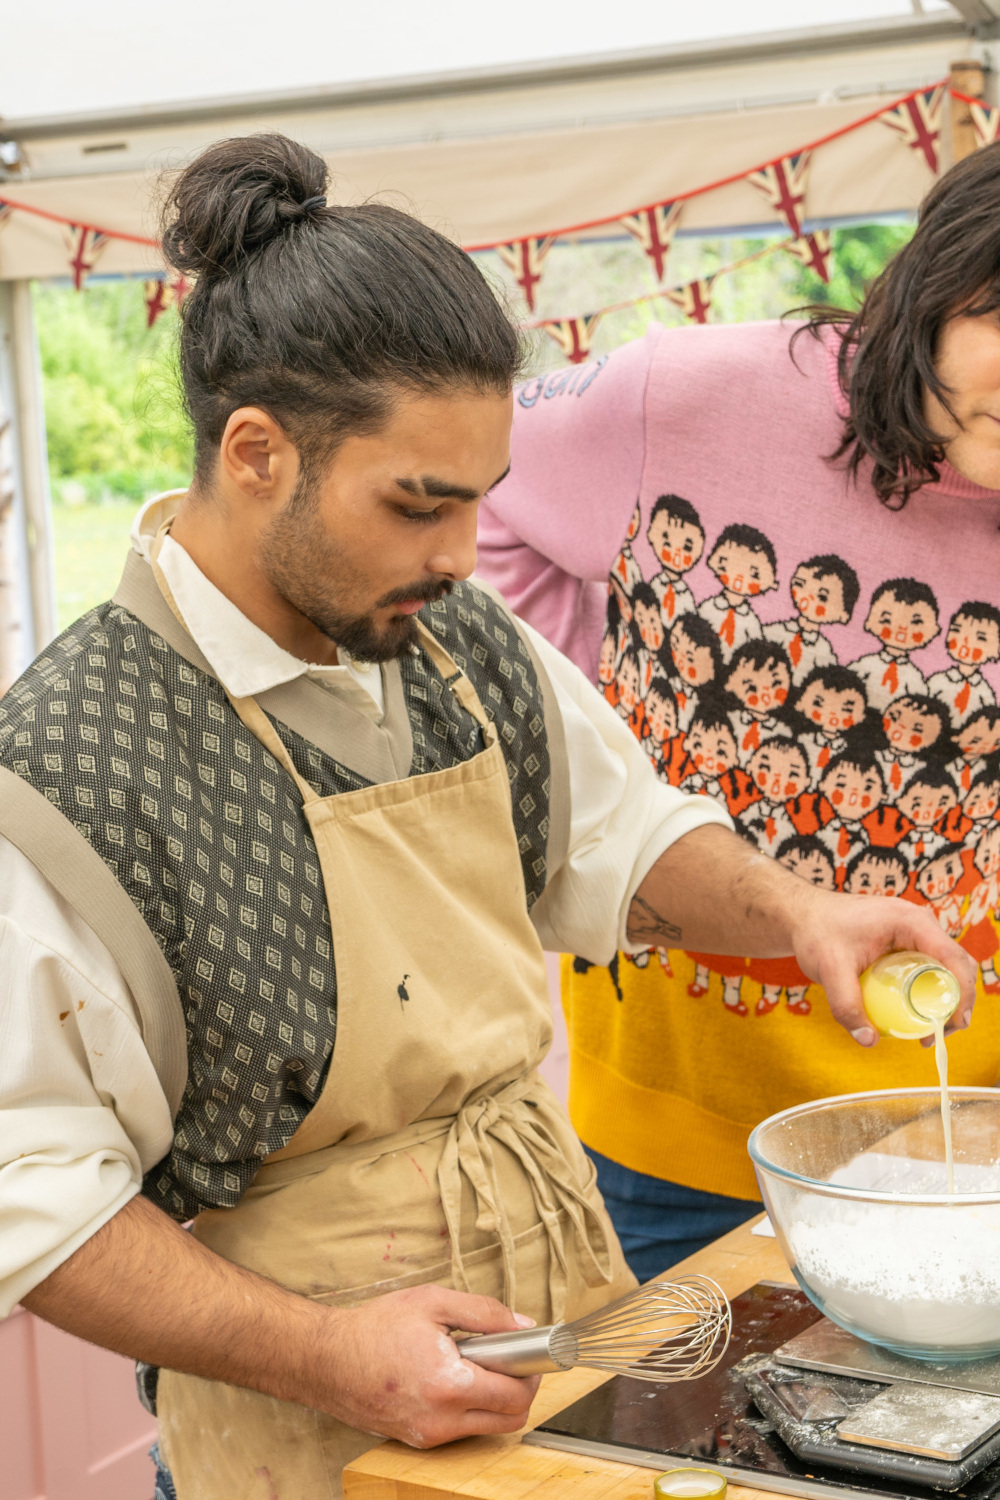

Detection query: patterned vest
xmin=0 ymin=580 xmax=553 ymax=1219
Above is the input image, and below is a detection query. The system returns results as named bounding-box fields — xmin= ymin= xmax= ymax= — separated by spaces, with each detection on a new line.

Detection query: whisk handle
xmin=458 ymin=1325 xmax=563 ymax=1376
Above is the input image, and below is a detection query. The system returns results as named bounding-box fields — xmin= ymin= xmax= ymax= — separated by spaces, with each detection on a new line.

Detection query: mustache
xmin=375 ymin=578 xmax=454 ymax=609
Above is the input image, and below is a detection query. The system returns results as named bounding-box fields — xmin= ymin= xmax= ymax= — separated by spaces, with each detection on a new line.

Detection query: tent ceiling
xmin=0 ymin=10 xmax=991 ymax=280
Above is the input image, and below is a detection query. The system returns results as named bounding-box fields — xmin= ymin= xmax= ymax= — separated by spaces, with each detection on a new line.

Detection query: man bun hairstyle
xmin=162 ymin=133 xmax=521 ymax=480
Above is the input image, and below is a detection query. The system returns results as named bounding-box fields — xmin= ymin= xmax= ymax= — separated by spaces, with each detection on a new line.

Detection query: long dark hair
xmin=795 ymin=140 xmax=1000 ymax=508
xmin=161 ymin=134 xmax=521 ymax=480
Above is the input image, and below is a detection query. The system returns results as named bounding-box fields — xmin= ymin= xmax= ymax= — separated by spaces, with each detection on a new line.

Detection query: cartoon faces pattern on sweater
xmin=604 ymin=494 xmax=1000 ymax=1016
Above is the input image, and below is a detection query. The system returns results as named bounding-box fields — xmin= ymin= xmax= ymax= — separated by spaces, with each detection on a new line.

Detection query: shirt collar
xmin=131 ymin=492 xmax=386 ymax=719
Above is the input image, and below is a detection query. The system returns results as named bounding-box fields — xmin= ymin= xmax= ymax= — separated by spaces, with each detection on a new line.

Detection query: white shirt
xmin=0 ymin=494 xmax=730 ymax=1314
xmin=696 ymin=592 xmax=763 ymax=661
xmin=763 ymin=617 xmax=838 ymax=687
xmin=850 ymin=649 xmax=927 ymax=711
xmin=926 ymin=665 xmax=996 ymax=728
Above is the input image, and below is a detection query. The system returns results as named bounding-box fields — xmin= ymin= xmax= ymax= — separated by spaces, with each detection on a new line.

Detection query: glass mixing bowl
xmin=748 ymin=1089 xmax=1000 ymax=1361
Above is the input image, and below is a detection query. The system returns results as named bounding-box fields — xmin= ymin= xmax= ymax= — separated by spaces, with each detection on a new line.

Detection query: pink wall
xmin=0 ymin=1306 xmax=156 ymax=1500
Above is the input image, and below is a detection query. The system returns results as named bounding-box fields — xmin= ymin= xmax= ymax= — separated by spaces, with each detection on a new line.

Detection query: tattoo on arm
xmin=626 ymin=893 xmax=682 ymax=947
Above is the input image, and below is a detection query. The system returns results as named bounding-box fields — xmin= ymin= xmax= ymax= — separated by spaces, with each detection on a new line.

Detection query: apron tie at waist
xmin=437 ymin=1075 xmax=615 ymax=1321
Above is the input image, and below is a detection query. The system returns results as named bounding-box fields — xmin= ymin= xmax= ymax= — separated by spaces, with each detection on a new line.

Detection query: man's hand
xmin=321 ymin=1286 xmax=539 ymax=1446
xmin=23 ymin=1196 xmax=539 ymax=1447
xmin=787 ymin=884 xmax=976 ymax=1047
xmin=627 ymin=825 xmax=977 ymax=1045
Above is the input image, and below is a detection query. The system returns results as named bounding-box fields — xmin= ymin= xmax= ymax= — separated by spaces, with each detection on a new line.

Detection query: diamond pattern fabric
xmin=0 ymin=580 xmax=551 ymax=1218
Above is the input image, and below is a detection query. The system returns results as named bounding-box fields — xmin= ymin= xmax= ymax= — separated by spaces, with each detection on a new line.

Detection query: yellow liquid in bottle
xmin=859 ymin=952 xmax=958 ymax=1194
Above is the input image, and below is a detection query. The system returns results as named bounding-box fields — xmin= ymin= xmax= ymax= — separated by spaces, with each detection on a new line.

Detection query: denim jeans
xmin=585 ymin=1146 xmax=761 ymax=1284
xmin=150 ymin=1442 xmax=177 ymax=1500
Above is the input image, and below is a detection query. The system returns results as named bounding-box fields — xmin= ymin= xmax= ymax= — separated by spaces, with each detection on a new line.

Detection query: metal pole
xmin=0 ymin=280 xmax=57 ymax=664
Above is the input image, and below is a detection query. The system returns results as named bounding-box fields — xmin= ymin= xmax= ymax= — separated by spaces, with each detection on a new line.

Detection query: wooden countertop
xmin=343 ymin=1215 xmax=794 ymax=1500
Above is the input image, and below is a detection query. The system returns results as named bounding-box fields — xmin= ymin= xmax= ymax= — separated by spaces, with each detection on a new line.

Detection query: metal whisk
xmin=459 ymin=1273 xmax=731 ymax=1383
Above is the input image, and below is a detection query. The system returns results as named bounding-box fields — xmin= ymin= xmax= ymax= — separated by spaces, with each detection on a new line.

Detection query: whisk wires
xmin=549 ymin=1273 xmax=732 ymax=1382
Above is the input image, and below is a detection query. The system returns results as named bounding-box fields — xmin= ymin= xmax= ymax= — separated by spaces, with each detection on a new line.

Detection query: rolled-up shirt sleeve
xmin=520 ymin=619 xmax=733 ymax=964
xmin=0 ymin=838 xmax=173 ymax=1316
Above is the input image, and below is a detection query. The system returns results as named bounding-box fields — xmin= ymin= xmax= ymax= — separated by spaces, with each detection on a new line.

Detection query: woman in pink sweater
xmin=476 ymin=141 xmax=1000 ymax=1280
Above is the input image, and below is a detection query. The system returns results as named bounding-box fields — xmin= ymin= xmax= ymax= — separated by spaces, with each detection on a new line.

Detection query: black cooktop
xmin=524 ymin=1284 xmax=1000 ymax=1500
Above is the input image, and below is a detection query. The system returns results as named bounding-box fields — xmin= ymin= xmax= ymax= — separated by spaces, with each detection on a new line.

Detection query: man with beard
xmin=0 ymin=135 xmax=973 ymax=1500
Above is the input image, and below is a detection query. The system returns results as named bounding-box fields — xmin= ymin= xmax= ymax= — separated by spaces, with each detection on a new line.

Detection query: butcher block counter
xmin=343 ymin=1215 xmax=794 ymax=1500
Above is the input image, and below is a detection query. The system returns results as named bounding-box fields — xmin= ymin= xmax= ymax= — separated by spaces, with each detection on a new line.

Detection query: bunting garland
xmin=663 ymin=276 xmax=716 ymax=325
xmin=969 ymin=99 xmax=1000 ymax=148
xmin=495 ymin=236 xmax=554 ymax=311
xmin=62 ymin=224 xmax=110 ymax=290
xmin=620 ymin=201 xmax=684 ymax=281
xmin=878 ymin=84 xmax=946 ymax=174
xmin=523 ymin=227 xmax=836 ymax=358
xmin=746 ymin=151 xmax=811 ymax=237
xmin=538 ymin=313 xmax=605 ymax=363
xmin=143 ymin=272 xmax=190 ymax=327
xmin=784 ymin=229 xmax=833 ymax=283
xmin=0 ymin=78 xmax=960 ymax=299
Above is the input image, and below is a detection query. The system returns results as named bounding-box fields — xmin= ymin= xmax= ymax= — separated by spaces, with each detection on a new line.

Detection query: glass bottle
xmin=859 ymin=950 xmax=960 ymax=1039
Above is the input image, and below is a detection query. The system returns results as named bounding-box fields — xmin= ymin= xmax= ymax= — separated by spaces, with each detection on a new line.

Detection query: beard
xmin=259 ymin=477 xmax=452 ymax=663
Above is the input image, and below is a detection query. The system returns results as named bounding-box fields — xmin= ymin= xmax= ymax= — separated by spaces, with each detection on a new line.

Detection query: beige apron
xmin=151 ymin=547 xmax=634 ymax=1499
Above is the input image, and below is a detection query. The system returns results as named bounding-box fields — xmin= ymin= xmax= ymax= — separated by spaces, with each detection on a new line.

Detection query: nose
xmin=427 ymin=508 xmax=479 ymax=583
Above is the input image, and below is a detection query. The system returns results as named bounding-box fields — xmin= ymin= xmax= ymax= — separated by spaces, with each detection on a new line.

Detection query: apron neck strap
xmin=146 ymin=522 xmax=495 ymax=798
xmin=414 ymin=619 xmax=492 ymax=734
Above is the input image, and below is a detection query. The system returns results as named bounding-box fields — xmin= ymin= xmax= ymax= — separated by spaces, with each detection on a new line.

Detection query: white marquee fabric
xmin=0 ymin=15 xmax=980 ymax=281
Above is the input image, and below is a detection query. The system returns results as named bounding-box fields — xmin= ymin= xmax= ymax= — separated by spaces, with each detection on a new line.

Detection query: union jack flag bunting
xmin=620 ymin=201 xmax=684 ymax=282
xmin=746 ymin=151 xmax=811 ymax=237
xmin=878 ymin=85 xmax=945 ymax=173
xmin=970 ymin=100 xmax=1000 ymax=148
xmin=143 ymin=272 xmax=190 ymax=328
xmin=664 ymin=277 xmax=715 ymax=325
xmin=496 ymin=236 xmax=554 ymax=312
xmin=539 ymin=312 xmax=604 ymax=364
xmin=785 ymin=229 xmax=833 ymax=284
xmin=62 ymin=224 xmax=110 ymax=290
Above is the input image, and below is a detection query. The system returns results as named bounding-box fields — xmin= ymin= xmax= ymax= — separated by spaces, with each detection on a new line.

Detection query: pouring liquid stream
xmin=861 ymin=957 xmax=958 ymax=1195
xmin=933 ymin=1017 xmax=955 ymax=1195
xmin=910 ymin=970 xmax=955 ymax=1195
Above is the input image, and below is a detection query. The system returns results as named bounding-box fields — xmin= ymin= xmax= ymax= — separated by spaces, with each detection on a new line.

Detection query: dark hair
xmin=648 ymin=494 xmax=704 ymax=534
xmin=687 ymin=691 xmax=736 ymax=738
xmin=820 ymin=748 xmax=885 ymax=788
xmin=798 ymin=553 xmax=860 ymax=620
xmin=162 ymin=133 xmax=521 ymax=479
xmin=774 ymin=834 xmax=836 ymax=873
xmin=724 ymin=638 xmax=792 ymax=680
xmin=903 ymin=763 xmax=959 ymax=794
xmin=950 ymin=599 xmax=1000 ymax=633
xmin=966 ymin=763 xmax=1000 ymax=794
xmin=795 ymin=141 xmax=1000 ymax=507
xmin=708 ymin=523 xmax=778 ymax=575
xmin=647 ymin=672 xmax=678 ymax=708
xmin=868 ymin=576 xmax=939 ymax=616
xmin=881 ymin=692 xmax=954 ymax=761
xmin=669 ymin=611 xmax=724 ymax=679
xmin=631 ymin=581 xmax=661 ymax=614
xmin=749 ymin=734 xmax=808 ymax=768
xmin=794 ymin=663 xmax=867 ymax=700
xmin=960 ymin=703 xmax=1000 ymax=731
xmin=844 ymin=846 xmax=908 ymax=885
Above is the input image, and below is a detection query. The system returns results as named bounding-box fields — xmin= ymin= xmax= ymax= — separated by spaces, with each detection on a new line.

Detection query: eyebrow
xmin=395 ymin=464 xmax=511 ymax=502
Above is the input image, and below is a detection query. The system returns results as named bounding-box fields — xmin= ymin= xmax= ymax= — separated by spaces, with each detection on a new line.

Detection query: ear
xmin=219 ymin=407 xmax=299 ymax=499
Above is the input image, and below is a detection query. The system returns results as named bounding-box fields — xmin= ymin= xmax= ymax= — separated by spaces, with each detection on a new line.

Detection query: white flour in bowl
xmin=781 ymin=1154 xmax=1000 ymax=1350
